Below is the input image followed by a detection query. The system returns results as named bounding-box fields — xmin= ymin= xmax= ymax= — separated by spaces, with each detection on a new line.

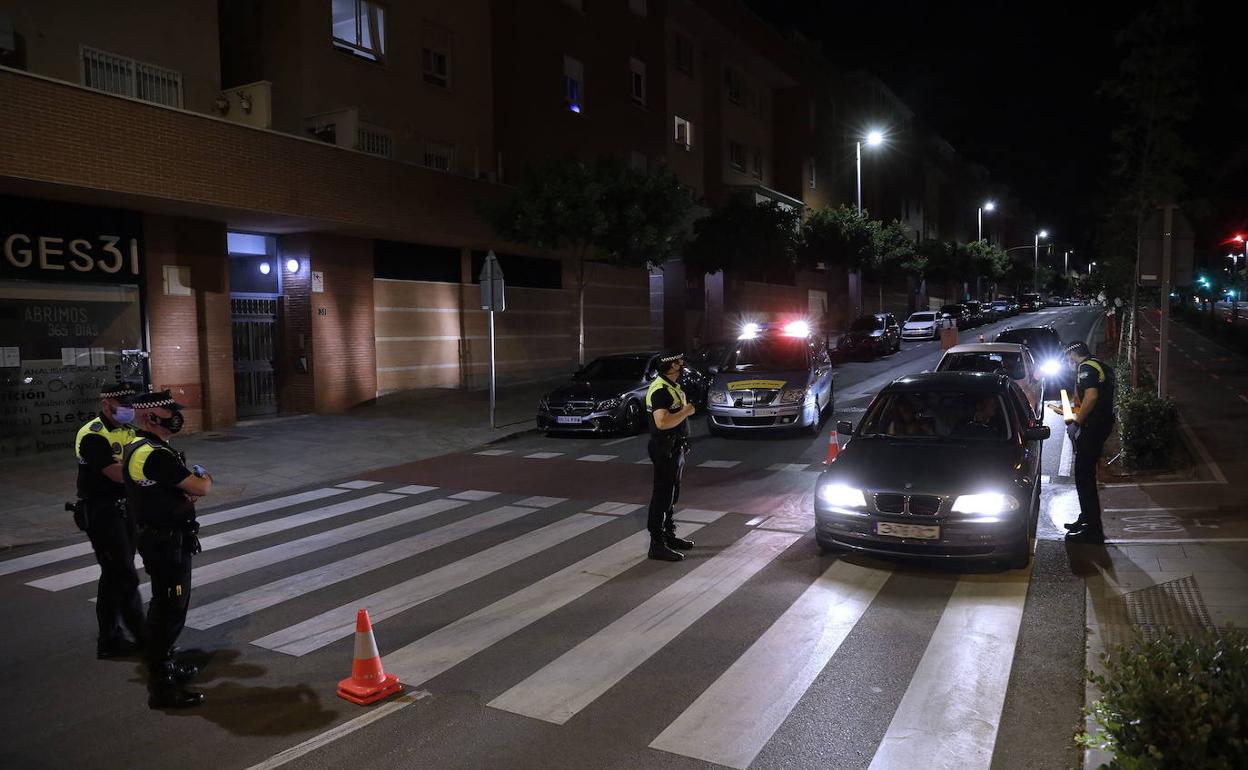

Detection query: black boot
xmin=1065 ymin=527 xmax=1105 ymax=544
xmin=148 ymin=663 xmax=205 ymax=709
xmin=664 ymin=533 xmax=694 ymax=551
xmin=648 ymin=537 xmax=683 ymax=562
xmin=1063 ymin=519 xmax=1086 ymax=532
xmin=169 ymin=661 xmax=199 ymax=682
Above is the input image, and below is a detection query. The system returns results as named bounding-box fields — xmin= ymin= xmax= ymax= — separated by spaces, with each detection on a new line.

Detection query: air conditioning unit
xmin=304 ymin=108 xmax=358 ymax=150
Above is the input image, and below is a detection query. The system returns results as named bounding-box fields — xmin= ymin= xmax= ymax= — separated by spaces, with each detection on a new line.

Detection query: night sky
xmin=750 ymin=0 xmax=1248 ymax=269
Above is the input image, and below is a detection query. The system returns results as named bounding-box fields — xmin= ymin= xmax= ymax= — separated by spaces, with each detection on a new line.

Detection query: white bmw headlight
xmin=781 ymin=388 xmax=806 ymax=403
xmin=951 ymin=493 xmax=1019 ymax=516
xmin=1040 ymin=359 xmax=1062 ymax=377
xmin=710 ymin=391 xmax=728 ymax=405
xmin=819 ymin=484 xmax=867 ymax=508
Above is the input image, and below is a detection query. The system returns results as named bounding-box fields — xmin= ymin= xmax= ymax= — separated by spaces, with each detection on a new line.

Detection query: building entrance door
xmin=231 ymin=297 xmax=278 ymax=417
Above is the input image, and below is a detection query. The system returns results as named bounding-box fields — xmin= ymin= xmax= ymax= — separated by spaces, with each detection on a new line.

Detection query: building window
xmin=422 ymin=22 xmax=452 ymax=88
xmin=331 ymin=0 xmax=386 ymax=62
xmin=629 ymin=57 xmax=646 ymax=105
xmin=729 ymin=141 xmax=745 ymax=173
xmin=630 ymin=151 xmax=647 ymax=172
xmin=724 ymin=66 xmax=743 ymax=105
xmin=628 ymin=0 xmax=647 ymax=16
xmin=564 ymin=55 xmax=584 ymax=113
xmin=422 ymin=141 xmax=456 ymax=171
xmin=807 ymin=158 xmax=817 ymax=190
xmin=674 ymin=115 xmax=692 ymax=150
xmin=357 ymin=125 xmax=393 ymax=158
xmin=81 ymin=46 xmax=182 ymax=108
xmin=673 ymin=32 xmax=694 ymax=76
xmin=752 ymin=149 xmax=763 ymax=180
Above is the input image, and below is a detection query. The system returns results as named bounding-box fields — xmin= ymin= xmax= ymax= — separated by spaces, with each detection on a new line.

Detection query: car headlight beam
xmin=818 ymin=484 xmax=867 ymax=508
xmin=1039 ymin=359 xmax=1062 ymax=377
xmin=951 ymin=492 xmax=1019 ymax=516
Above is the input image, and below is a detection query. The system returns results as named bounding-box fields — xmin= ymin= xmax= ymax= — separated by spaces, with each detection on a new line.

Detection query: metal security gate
xmin=231 ymin=297 xmax=278 ymax=417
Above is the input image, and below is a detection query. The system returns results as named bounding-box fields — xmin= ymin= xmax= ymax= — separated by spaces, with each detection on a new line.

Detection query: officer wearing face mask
xmin=123 ymin=390 xmax=212 ymax=709
xmin=71 ymin=381 xmax=145 ymax=659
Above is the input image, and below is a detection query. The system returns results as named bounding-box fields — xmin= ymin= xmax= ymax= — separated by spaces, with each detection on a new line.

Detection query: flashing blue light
xmin=569 ymin=103 xmax=582 ymax=113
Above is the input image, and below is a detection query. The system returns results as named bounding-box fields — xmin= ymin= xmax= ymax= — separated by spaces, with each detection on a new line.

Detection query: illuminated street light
xmin=978 ymin=201 xmax=996 ymax=242
xmin=866 ymin=130 xmax=884 ymax=146
xmin=856 ymin=129 xmax=886 ymax=211
xmin=1033 ymin=230 xmax=1049 ymax=292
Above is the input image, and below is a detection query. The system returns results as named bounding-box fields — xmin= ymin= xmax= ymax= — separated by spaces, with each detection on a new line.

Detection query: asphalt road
xmin=0 ymin=307 xmax=1104 ymax=770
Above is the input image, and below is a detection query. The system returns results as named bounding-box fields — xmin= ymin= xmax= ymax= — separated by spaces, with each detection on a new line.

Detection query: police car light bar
xmin=739 ymin=322 xmax=761 ymax=340
xmin=783 ymin=320 xmax=810 ymax=337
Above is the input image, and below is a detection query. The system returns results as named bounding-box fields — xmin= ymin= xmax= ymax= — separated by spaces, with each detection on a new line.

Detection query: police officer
xmin=73 ymin=381 xmax=145 ymax=659
xmin=645 ymin=351 xmax=696 ymax=561
xmin=123 ymin=390 xmax=212 ymax=709
xmin=1062 ymin=341 xmax=1116 ymax=544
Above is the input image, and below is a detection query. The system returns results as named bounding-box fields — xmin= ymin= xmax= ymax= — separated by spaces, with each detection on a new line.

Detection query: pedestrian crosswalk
xmin=464 ymin=445 xmax=829 ymax=474
xmin=2 ymin=480 xmax=1040 ymax=770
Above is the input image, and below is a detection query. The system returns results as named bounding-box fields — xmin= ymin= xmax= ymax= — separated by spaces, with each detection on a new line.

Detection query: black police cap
xmin=131 ymin=389 xmax=186 ymax=410
xmin=99 ymin=382 xmax=136 ymax=401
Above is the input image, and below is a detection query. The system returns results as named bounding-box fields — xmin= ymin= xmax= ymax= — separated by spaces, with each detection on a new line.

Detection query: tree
xmin=485 ymin=156 xmax=693 ymax=364
xmin=798 ymin=204 xmax=878 ymax=271
xmin=685 ymin=196 xmax=800 ymax=280
xmin=874 ymin=220 xmax=921 ymax=311
xmin=961 ymin=240 xmax=1009 ymax=299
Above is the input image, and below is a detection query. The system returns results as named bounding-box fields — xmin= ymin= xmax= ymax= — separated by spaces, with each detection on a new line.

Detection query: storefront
xmin=0 ymin=195 xmax=147 ymax=459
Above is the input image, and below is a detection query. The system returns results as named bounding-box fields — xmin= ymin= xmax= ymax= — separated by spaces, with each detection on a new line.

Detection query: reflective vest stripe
xmin=645 ymin=377 xmax=685 ymax=411
xmin=1084 ymin=358 xmax=1106 ymax=384
xmin=74 ymin=419 xmax=135 ymax=464
xmin=125 ymin=439 xmax=159 ymax=484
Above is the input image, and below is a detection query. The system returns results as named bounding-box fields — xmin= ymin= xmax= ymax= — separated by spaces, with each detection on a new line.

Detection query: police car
xmin=706 ymin=321 xmax=833 ymax=436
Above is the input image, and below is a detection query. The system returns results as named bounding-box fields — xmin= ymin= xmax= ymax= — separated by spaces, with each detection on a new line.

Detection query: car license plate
xmin=555 ymin=416 xmax=582 ymax=424
xmin=875 ymin=522 xmax=940 ymax=540
xmin=754 ymin=408 xmax=779 ymax=417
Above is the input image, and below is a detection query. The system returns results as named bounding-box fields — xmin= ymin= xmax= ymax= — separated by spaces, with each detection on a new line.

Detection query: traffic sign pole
xmin=479 ymin=250 xmax=506 ymax=428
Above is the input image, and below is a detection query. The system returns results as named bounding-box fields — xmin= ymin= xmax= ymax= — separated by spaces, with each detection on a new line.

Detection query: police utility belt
xmin=138 ymin=520 xmax=202 ymax=558
xmin=66 ymin=497 xmax=126 ymax=532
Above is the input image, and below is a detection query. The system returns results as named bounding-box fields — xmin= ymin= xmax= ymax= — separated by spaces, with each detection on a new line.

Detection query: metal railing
xmin=81 ymin=46 xmax=182 ymax=108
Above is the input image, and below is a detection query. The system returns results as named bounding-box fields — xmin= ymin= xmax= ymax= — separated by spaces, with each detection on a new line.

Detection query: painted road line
xmin=254 ymin=513 xmax=613 ymax=656
xmin=577 ymin=454 xmax=617 ymax=462
xmin=186 ymin=504 xmax=539 ymax=630
xmin=524 ymin=452 xmax=564 ymax=459
xmin=449 ymin=490 xmax=500 ymax=501
xmin=244 ymin=690 xmax=431 ymax=770
xmin=136 ymin=498 xmax=469 ymax=601
xmin=769 ymin=463 xmax=812 ymax=472
xmin=1178 ymin=417 xmax=1227 ymax=484
xmin=601 ymin=436 xmax=637 ymax=447
xmin=650 ymin=560 xmax=890 ymax=769
xmin=757 ymin=515 xmax=812 ymax=533
xmin=336 ymin=480 xmax=384 ymax=489
xmin=635 ymin=458 xmax=652 ymax=465
xmin=697 ymin=460 xmax=741 ymax=469
xmin=514 ymin=496 xmax=568 ymax=509
xmin=673 ymin=508 xmax=727 ymax=524
xmin=392 ymin=484 xmax=438 ymax=495
xmin=589 ymin=502 xmax=644 ymax=516
xmin=475 ymin=449 xmax=513 ymax=457
xmin=385 ymin=520 xmax=715 ymax=688
xmin=27 ymin=492 xmax=404 ymax=592
xmin=866 ymin=569 xmax=1031 ymax=770
xmin=488 ymin=530 xmax=801 ymax=725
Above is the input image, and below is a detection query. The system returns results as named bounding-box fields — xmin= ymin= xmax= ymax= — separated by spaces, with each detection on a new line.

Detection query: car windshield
xmin=577 ymin=357 xmax=646 ymax=380
xmin=908 ymin=313 xmax=936 ymax=322
xmin=939 ymin=351 xmax=1025 ymax=380
xmin=860 ymin=391 xmax=1012 ymax=441
xmin=727 ymin=336 xmax=810 ymax=371
xmin=850 ymin=316 xmax=882 ymax=331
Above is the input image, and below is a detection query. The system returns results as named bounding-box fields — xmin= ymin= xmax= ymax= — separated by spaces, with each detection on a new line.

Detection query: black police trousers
xmin=1073 ymin=427 xmax=1111 ymax=535
xmin=136 ymin=527 xmax=194 ymax=679
xmin=84 ymin=500 xmax=145 ymax=647
xmin=647 ymin=436 xmax=686 ymax=538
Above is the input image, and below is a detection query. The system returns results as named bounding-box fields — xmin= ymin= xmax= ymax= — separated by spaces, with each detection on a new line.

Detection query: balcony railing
xmin=81 ymin=46 xmax=182 ymax=108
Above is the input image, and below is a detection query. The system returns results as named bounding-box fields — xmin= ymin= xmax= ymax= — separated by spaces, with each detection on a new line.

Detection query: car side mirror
xmin=836 ymin=420 xmax=854 ymax=435
xmin=1023 ymin=426 xmax=1050 ymax=442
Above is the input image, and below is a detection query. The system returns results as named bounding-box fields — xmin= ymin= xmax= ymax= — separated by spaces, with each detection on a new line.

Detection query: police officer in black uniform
xmin=645 ymin=352 xmax=696 ymax=561
xmin=73 ymin=381 xmax=145 ymax=658
xmin=123 ymin=390 xmax=212 ymax=709
xmin=1062 ymin=341 xmax=1116 ymax=544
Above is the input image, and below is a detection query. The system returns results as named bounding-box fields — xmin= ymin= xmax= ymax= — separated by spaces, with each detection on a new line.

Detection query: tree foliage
xmin=962 ymin=241 xmax=1010 ymax=282
xmin=684 ymin=195 xmax=800 ymax=278
xmin=798 ymin=204 xmax=879 ymax=272
xmin=876 ymin=220 xmax=923 ymax=278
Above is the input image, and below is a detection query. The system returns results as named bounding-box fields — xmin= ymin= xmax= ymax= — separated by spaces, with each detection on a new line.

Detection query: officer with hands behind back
xmin=72 ymin=381 xmax=145 ymax=659
xmin=645 ymin=352 xmax=696 ymax=562
xmin=123 ymin=390 xmax=212 ymax=709
xmin=1062 ymin=341 xmax=1116 ymax=544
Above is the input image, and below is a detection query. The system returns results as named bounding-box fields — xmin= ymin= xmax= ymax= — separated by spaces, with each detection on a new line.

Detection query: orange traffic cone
xmin=337 ymin=608 xmax=402 ymax=705
xmin=978 ymin=333 xmax=985 ymax=343
xmin=824 ymin=429 xmax=840 ymax=464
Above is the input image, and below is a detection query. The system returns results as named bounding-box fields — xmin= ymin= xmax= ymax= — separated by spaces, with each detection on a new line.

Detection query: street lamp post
xmin=856 ymin=130 xmax=884 ymax=211
xmin=1033 ymin=230 xmax=1049 ymax=293
xmin=977 ymin=201 xmax=995 ymax=242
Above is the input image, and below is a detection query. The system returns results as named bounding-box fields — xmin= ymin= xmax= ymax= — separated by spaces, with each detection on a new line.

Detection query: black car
xmin=684 ymin=343 xmax=733 ymax=411
xmin=538 ymin=352 xmax=673 ymax=434
xmin=939 ymin=304 xmax=969 ymax=329
xmin=814 ymin=371 xmax=1049 ymax=568
xmin=835 ymin=313 xmax=901 ymax=359
xmin=994 ymin=325 xmax=1067 ymax=388
xmin=962 ymin=301 xmax=986 ymax=327
xmin=1019 ymin=293 xmax=1043 ymax=312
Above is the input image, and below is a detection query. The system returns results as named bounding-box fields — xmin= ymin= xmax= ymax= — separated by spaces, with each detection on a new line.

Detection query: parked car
xmin=707 ymin=321 xmax=834 ymax=435
xmin=978 ymin=301 xmax=1000 ymax=323
xmin=815 ymin=371 xmax=1048 ymax=568
xmin=962 ymin=301 xmax=986 ymax=327
xmin=990 ymin=299 xmax=1011 ymax=318
xmin=936 ymin=342 xmax=1042 ymax=416
xmin=902 ymin=311 xmax=942 ymax=341
xmin=939 ymin=304 xmax=969 ymax=329
xmin=994 ymin=325 xmax=1064 ymax=380
xmin=683 ymin=343 xmax=733 ymax=410
xmin=835 ymin=313 xmax=901 ymax=359
xmin=537 ymin=352 xmax=668 ymax=435
xmin=1019 ymin=293 xmax=1043 ymax=312
xmin=1000 ymin=296 xmax=1020 ymax=315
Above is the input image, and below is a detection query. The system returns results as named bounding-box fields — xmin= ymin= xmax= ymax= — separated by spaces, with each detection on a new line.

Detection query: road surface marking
xmin=867 ymin=568 xmax=1031 ymax=770
xmin=336 ymin=479 xmax=384 ymax=489
xmin=601 ymin=436 xmax=637 ymax=447
xmin=449 ymin=489 xmax=499 ymax=501
xmin=244 ymin=690 xmax=431 ymax=770
xmin=674 ymin=508 xmax=727 ymax=523
xmin=186 ymin=504 xmax=540 ymax=630
xmin=134 ymin=498 xmax=468 ymax=601
xmin=697 ymin=460 xmax=741 ymax=469
xmin=253 ymin=513 xmax=612 ymax=655
xmin=1178 ymin=417 xmax=1227 ymax=484
xmin=488 ymin=530 xmax=800 ymax=724
xmin=650 ymin=560 xmax=889 ymax=769
xmin=757 ymin=515 xmax=813 ymax=533
xmin=1104 ymin=506 xmax=1216 ymax=513
xmin=475 ymin=449 xmax=513 ymax=457
xmin=769 ymin=463 xmax=814 ymax=472
xmin=745 ymin=516 xmax=766 ymax=526
xmin=27 ymin=492 xmax=404 ymax=592
xmin=385 ymin=520 xmax=715 ymax=688
xmin=635 ymin=458 xmax=652 ymax=464
xmin=524 ymin=451 xmax=564 ymax=459
xmin=392 ymin=484 xmax=438 ymax=495
xmin=514 ymin=496 xmax=568 ymax=508
xmin=577 ymin=454 xmax=617 ymax=462
xmin=589 ymin=501 xmax=644 ymax=515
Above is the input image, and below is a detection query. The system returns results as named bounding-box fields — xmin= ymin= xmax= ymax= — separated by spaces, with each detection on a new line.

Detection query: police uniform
xmin=1069 ymin=355 xmax=1116 ymax=541
xmin=74 ymin=382 xmax=144 ymax=657
xmin=645 ymin=353 xmax=694 ymax=561
xmin=123 ymin=390 xmax=205 ymax=708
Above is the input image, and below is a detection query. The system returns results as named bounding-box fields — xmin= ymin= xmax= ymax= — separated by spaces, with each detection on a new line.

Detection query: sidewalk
xmin=0 ymin=378 xmax=561 ymax=549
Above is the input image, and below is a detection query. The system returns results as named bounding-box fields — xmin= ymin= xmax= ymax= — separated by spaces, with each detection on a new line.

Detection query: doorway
xmin=227 ymin=232 xmax=281 ymax=418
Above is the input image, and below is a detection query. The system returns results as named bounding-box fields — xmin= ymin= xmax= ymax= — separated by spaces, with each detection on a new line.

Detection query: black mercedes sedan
xmin=538 ymin=352 xmax=699 ymax=435
xmin=814 ymin=371 xmax=1049 ymax=569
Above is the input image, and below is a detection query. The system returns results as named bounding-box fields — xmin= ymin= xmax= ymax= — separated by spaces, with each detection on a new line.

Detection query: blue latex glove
xmin=191 ymin=464 xmax=207 ymax=478
xmin=1065 ymin=422 xmax=1080 ymax=442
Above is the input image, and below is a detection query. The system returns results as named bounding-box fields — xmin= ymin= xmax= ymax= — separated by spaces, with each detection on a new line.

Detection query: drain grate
xmin=1102 ymin=576 xmax=1216 ymax=648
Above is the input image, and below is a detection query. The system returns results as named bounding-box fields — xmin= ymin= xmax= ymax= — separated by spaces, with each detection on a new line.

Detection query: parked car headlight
xmin=596 ymin=398 xmax=621 ymax=411
xmin=1039 ymin=359 xmax=1063 ymax=377
xmin=780 ymin=389 xmax=806 ymax=403
xmin=538 ymin=398 xmax=550 ymax=411
xmin=710 ymin=391 xmax=728 ymax=405
xmin=951 ymin=492 xmax=1019 ymax=516
xmin=818 ymin=484 xmax=867 ymax=508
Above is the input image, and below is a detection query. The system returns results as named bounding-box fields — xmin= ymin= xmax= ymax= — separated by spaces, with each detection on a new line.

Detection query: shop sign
xmin=0 ymin=195 xmax=143 ymax=283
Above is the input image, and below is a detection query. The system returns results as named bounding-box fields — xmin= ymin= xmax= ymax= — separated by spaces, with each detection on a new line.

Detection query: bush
xmin=1080 ymin=629 xmax=1248 ymax=770
xmin=1117 ymin=386 xmax=1179 ymax=470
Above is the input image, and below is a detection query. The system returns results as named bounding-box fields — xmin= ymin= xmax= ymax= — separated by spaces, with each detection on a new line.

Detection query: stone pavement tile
xmin=1158 ymin=556 xmax=1242 ymax=572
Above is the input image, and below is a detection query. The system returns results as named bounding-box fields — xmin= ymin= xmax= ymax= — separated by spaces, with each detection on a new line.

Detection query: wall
xmin=308 ymin=234 xmax=376 ymax=412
